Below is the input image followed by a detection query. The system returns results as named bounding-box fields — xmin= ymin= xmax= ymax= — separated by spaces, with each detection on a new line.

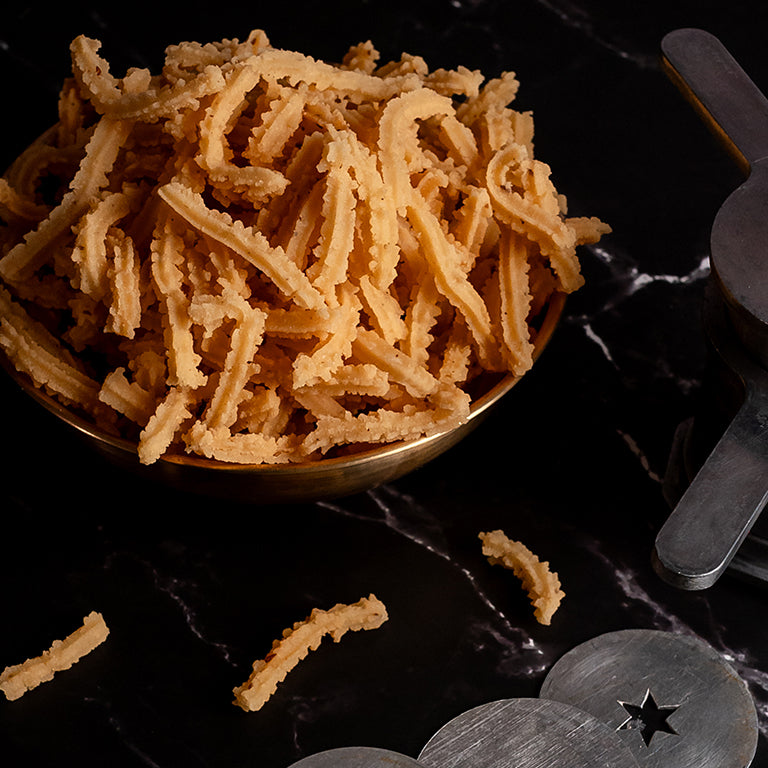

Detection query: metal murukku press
xmin=417 ymin=697 xmax=639 ymax=768
xmin=653 ymin=27 xmax=768 ymax=589
xmin=286 ymin=629 xmax=758 ymax=768
xmin=540 ymin=629 xmax=759 ymax=768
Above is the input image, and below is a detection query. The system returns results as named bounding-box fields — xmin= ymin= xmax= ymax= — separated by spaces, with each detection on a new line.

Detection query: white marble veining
xmin=315 ymin=481 xmax=768 ymax=745
xmin=573 ymin=244 xmax=710 ymax=368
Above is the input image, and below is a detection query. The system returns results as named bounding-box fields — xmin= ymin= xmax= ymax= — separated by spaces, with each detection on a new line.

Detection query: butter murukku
xmin=0 ymin=118 xmax=132 ymax=283
xmin=233 ymin=595 xmax=388 ymax=712
xmin=0 ymin=29 xmax=609 ymax=466
xmin=0 ymin=612 xmax=109 ymax=701
xmin=479 ymin=529 xmax=565 ymax=625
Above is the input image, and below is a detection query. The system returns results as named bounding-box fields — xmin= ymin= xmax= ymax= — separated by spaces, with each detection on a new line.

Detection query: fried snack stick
xmin=245 ymin=85 xmax=308 ymax=166
xmin=105 ymin=230 xmax=142 ymax=339
xmin=485 ymin=142 xmax=610 ymax=294
xmin=71 ymin=189 xmax=135 ymax=300
xmin=303 ymin=391 xmax=470 ymax=454
xmin=377 ymin=88 xmax=453 ymax=215
xmin=479 ymin=530 xmax=565 ymax=625
xmin=158 ymin=180 xmax=326 ymax=311
xmin=0 ymin=286 xmax=101 ymax=409
xmin=150 ymin=214 xmax=207 ymax=390
xmin=358 ymin=275 xmax=407 ymax=346
xmin=0 ymin=117 xmax=132 ymax=283
xmin=405 ymin=191 xmax=498 ymax=369
xmin=71 ymin=35 xmax=229 ymax=122
xmin=233 ymin=594 xmax=388 ymax=712
xmin=497 ymin=228 xmax=534 ymax=375
xmin=298 ymin=363 xmax=389 ymax=398
xmin=292 ymin=284 xmax=361 ymax=389
xmin=98 ymin=367 xmax=156 ymax=424
xmin=185 ymin=423 xmax=295 ymax=463
xmin=305 ymin=128 xmax=358 ymax=302
xmin=352 ymin=328 xmax=438 ymax=399
xmin=340 ymin=134 xmax=399 ymax=292
xmin=138 ymin=386 xmax=196 ymax=465
xmin=0 ymin=178 xmax=49 ymax=222
xmin=186 ymin=289 xmax=268 ymax=432
xmin=0 ymin=612 xmax=109 ymax=701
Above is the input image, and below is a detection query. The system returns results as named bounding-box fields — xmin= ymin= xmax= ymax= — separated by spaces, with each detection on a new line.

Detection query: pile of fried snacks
xmin=0 ymin=30 xmax=609 ymax=465
xmin=233 ymin=593 xmax=388 ymax=712
xmin=0 ymin=611 xmax=109 ymax=701
xmin=479 ymin=530 xmax=564 ymax=625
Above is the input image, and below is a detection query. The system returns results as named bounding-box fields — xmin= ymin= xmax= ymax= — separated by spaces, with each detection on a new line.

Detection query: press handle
xmin=661 ymin=27 xmax=768 ymax=171
xmin=653 ymin=390 xmax=768 ymax=589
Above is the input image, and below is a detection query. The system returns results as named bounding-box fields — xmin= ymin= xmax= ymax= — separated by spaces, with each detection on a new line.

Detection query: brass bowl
xmin=2 ymin=293 xmax=565 ymax=503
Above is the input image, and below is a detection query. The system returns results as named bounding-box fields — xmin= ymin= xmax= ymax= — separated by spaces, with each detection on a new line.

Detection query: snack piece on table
xmin=233 ymin=594 xmax=388 ymax=712
xmin=0 ymin=611 xmax=110 ymax=701
xmin=479 ymin=529 xmax=564 ymax=625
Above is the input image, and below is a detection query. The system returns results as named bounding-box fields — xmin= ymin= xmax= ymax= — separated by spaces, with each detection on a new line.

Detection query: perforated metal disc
xmin=287 ymin=746 xmax=425 ymax=767
xmin=540 ymin=629 xmax=758 ymax=768
xmin=418 ymin=698 xmax=640 ymax=768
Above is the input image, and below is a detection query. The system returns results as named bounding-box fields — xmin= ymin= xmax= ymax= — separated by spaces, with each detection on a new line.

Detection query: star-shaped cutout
xmin=617 ymin=688 xmax=679 ymax=747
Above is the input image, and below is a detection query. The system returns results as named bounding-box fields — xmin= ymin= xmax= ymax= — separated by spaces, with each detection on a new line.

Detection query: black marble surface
xmin=1 ymin=2 xmax=767 ymax=767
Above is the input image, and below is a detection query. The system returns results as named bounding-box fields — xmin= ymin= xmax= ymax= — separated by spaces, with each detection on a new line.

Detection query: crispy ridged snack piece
xmin=233 ymin=594 xmax=388 ymax=712
xmin=0 ymin=611 xmax=109 ymax=701
xmin=479 ymin=530 xmax=564 ymax=625
xmin=0 ymin=118 xmax=132 ymax=283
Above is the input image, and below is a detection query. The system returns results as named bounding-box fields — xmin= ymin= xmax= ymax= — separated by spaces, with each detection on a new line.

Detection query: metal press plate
xmin=540 ymin=629 xmax=758 ymax=768
xmin=287 ymin=746 xmax=425 ymax=767
xmin=418 ymin=698 xmax=640 ymax=768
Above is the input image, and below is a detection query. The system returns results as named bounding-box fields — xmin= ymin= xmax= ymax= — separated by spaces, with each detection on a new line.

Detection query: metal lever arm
xmin=654 ymin=29 xmax=768 ymax=588
xmin=661 ymin=27 xmax=768 ymax=173
xmin=653 ymin=387 xmax=768 ymax=589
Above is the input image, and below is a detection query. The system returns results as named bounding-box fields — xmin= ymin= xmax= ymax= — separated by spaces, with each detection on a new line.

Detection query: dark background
xmin=1 ymin=2 xmax=767 ymax=767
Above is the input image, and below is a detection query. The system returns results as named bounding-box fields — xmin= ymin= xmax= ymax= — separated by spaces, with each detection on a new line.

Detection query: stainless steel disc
xmin=540 ymin=629 xmax=758 ymax=768
xmin=417 ymin=697 xmax=640 ymax=768
xmin=287 ymin=746 xmax=425 ymax=767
